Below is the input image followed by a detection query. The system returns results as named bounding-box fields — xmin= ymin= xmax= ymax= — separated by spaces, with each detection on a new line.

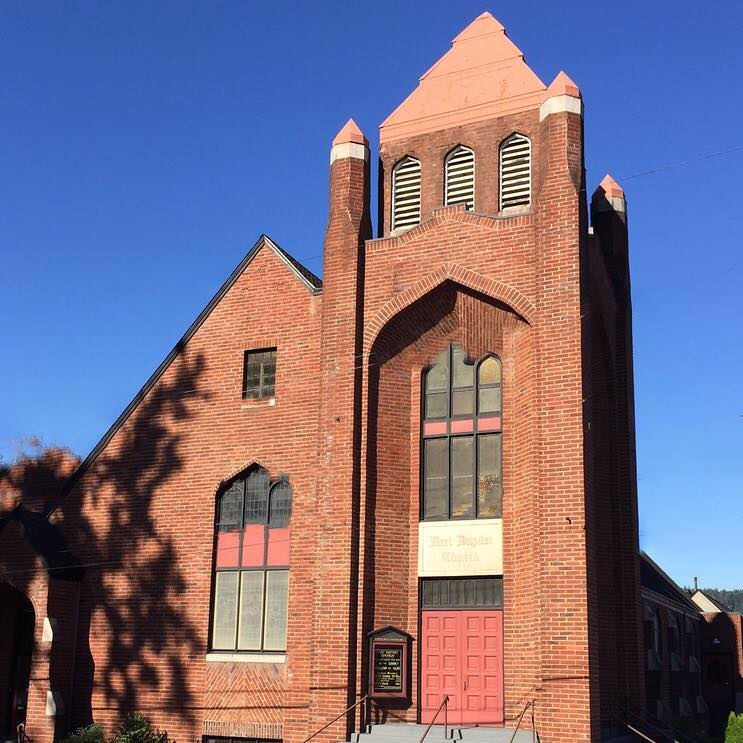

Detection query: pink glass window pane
xmin=267 ymin=527 xmax=291 ymax=566
xmin=450 ymin=419 xmax=474 ymax=434
xmin=242 ymin=524 xmax=265 ymax=567
xmin=216 ymin=531 xmax=240 ymax=568
xmin=424 ymin=421 xmax=448 ymax=436
xmin=478 ymin=416 xmax=501 ymax=432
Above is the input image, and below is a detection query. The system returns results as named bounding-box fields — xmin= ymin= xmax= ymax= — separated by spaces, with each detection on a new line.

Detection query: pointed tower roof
xmin=596 ymin=174 xmax=624 ymax=200
xmin=332 ymin=118 xmax=368 ymax=146
xmin=380 ymin=12 xmax=547 ymax=143
xmin=546 ymin=71 xmax=581 ymax=99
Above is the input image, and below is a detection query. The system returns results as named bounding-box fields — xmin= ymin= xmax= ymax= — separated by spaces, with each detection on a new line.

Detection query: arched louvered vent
xmin=392 ymin=156 xmax=422 ymax=231
xmin=499 ymin=134 xmax=531 ymax=210
xmin=445 ymin=146 xmax=475 ymax=211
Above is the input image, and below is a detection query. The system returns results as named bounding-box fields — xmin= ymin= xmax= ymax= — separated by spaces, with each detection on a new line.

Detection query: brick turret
xmin=310 ymin=118 xmax=371 ymax=739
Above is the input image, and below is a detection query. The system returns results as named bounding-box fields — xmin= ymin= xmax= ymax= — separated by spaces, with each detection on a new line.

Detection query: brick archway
xmin=364 ymin=263 xmax=535 ymax=352
xmin=0 ymin=582 xmax=35 ymax=739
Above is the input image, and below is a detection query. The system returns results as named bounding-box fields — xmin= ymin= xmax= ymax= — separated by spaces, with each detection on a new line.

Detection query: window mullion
xmin=232 ymin=570 xmax=240 ymax=652
xmin=447 ymin=345 xmax=452 ymax=519
xmin=260 ymin=564 xmax=269 ymax=651
xmin=473 ymin=432 xmax=479 ymax=518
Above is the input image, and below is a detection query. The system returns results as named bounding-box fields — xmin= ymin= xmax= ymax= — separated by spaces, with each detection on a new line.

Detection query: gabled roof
xmin=56 ymin=235 xmax=320 ymax=503
xmin=0 ymin=506 xmax=84 ymax=579
xmin=691 ymin=589 xmax=731 ymax=613
xmin=640 ymin=551 xmax=699 ymax=613
xmin=380 ymin=12 xmax=547 ymax=143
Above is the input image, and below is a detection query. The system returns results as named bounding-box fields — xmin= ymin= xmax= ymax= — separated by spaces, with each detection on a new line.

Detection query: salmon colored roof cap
xmin=545 ymin=70 xmax=581 ymax=99
xmin=332 ymin=118 xmax=368 ymax=147
xmin=380 ymin=12 xmax=546 ymax=143
xmin=596 ymin=174 xmax=625 ymax=200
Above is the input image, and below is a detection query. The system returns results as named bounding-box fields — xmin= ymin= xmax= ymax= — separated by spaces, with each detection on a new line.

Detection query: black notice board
xmin=372 ymin=644 xmax=403 ymax=693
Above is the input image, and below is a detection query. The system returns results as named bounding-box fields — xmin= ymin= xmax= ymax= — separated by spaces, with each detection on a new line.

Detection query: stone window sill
xmin=241 ymin=397 xmax=276 ymax=411
xmin=205 ymin=652 xmax=286 ymax=664
xmin=497 ymin=205 xmax=532 ymax=218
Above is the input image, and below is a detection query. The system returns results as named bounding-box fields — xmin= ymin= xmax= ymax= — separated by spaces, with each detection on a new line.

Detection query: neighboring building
xmin=640 ymin=553 xmax=705 ymax=720
xmin=1 ymin=10 xmax=724 ymax=743
xmin=691 ymin=590 xmax=743 ymax=727
xmin=691 ymin=589 xmax=732 ymax=614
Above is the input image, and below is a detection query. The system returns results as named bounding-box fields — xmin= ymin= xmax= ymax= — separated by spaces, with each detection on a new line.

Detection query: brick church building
xmin=0 ymin=11 xmax=690 ymax=743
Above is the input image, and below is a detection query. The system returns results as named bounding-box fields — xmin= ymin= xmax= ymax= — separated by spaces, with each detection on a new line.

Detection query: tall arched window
xmin=210 ymin=466 xmax=291 ymax=653
xmin=444 ymin=145 xmax=475 ymax=211
xmin=499 ymin=133 xmax=531 ymax=210
xmin=421 ymin=344 xmax=503 ymax=520
xmin=392 ymin=155 xmax=422 ymax=231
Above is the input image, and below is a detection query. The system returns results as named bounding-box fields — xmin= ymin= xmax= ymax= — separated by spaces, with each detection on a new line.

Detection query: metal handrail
xmin=419 ymin=696 xmax=449 ymax=743
xmin=610 ymin=706 xmax=689 ymax=743
xmin=302 ymin=694 xmax=369 ymax=743
xmin=623 ymin=722 xmax=659 ymax=743
xmin=507 ymin=700 xmax=535 ymax=743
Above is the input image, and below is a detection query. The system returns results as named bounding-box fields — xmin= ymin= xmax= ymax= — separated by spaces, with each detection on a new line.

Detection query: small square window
xmin=242 ymin=348 xmax=276 ymax=400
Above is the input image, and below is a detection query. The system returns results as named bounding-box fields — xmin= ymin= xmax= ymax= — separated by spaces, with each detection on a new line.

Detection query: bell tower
xmin=347 ymin=11 xmax=643 ymax=743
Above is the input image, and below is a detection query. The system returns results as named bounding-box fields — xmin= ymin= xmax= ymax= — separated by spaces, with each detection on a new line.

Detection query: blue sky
xmin=2 ymin=1 xmax=741 ymax=588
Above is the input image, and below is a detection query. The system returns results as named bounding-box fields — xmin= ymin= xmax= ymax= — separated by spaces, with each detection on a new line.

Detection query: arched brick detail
xmin=0 ymin=578 xmax=40 ymax=616
xmin=364 ymin=263 xmax=535 ymax=349
xmin=211 ymin=459 xmax=270 ymax=500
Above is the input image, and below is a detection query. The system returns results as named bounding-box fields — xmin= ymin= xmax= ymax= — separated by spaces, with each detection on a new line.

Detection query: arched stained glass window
xmin=422 ymin=345 xmax=503 ymax=520
xmin=211 ymin=467 xmax=292 ymax=653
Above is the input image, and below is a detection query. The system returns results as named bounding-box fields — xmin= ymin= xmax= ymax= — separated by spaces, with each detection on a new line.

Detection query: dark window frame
xmin=420 ymin=577 xmax=503 ymax=610
xmin=209 ymin=466 xmax=291 ymax=654
xmin=420 ymin=344 xmax=503 ymax=521
xmin=242 ymin=348 xmax=277 ymax=400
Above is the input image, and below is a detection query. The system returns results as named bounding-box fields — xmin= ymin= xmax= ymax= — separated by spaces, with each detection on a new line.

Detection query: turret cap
xmin=596 ymin=174 xmax=625 ymax=200
xmin=332 ymin=118 xmax=368 ymax=147
xmin=545 ymin=70 xmax=581 ymax=99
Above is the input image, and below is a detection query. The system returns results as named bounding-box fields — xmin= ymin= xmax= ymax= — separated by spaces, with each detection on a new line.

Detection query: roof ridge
xmin=54 ymin=235 xmax=321 ymax=505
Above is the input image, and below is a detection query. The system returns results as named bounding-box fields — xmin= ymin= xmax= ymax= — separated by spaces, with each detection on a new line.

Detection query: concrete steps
xmin=347 ymin=723 xmax=534 ymax=743
xmin=344 ymin=722 xmax=648 ymax=743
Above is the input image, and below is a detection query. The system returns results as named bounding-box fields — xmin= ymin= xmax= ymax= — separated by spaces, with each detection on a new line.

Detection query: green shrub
xmin=111 ymin=713 xmax=174 ymax=743
xmin=62 ymin=715 xmax=174 ymax=743
xmin=60 ymin=724 xmax=105 ymax=743
xmin=727 ymin=712 xmax=743 ymax=743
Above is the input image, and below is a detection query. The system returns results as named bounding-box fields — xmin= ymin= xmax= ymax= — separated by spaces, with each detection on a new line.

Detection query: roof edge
xmin=640 ymin=551 xmax=699 ymax=612
xmin=54 ymin=235 xmax=321 ymax=506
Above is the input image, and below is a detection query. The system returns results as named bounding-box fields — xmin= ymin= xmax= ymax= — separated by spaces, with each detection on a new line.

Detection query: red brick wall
xmin=362 ymin=284 xmax=534 ymax=724
xmin=3 ymin=95 xmax=644 ymax=743
xmin=361 ymin=103 xmax=602 ymax=743
xmin=305 ymin=145 xmax=371 ymax=743
xmin=585 ymin=193 xmax=645 ymax=727
xmin=56 ymin=245 xmax=323 ymax=743
xmin=378 ymin=111 xmax=544 ymax=237
xmin=0 ymin=528 xmax=55 ymax=743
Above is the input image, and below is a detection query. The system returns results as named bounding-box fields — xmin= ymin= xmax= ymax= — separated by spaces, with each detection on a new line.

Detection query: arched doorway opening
xmin=0 ymin=583 xmax=35 ymax=741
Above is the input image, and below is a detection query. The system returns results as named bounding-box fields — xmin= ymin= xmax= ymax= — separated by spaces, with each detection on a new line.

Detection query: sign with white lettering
xmin=418 ymin=519 xmax=503 ymax=577
xmin=368 ymin=626 xmax=411 ymax=700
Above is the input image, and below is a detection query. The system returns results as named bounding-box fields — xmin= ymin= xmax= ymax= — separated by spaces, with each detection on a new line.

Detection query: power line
xmin=619 ymin=143 xmax=743 ymax=182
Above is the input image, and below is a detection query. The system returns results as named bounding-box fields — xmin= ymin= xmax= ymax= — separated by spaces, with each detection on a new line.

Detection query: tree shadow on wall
xmin=64 ymin=350 xmax=209 ymax=729
xmin=7 ymin=350 xmax=211 ymax=734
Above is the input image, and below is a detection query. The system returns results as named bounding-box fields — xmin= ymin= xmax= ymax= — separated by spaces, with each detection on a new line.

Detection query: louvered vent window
xmin=392 ymin=156 xmax=421 ymax=231
xmin=499 ymin=134 xmax=531 ymax=210
xmin=445 ymin=146 xmax=475 ymax=211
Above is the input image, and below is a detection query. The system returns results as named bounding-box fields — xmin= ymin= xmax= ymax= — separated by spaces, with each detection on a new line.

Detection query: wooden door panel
xmin=462 ymin=611 xmax=503 ymax=724
xmin=421 ymin=610 xmax=503 ymax=726
xmin=421 ymin=612 xmax=460 ymax=723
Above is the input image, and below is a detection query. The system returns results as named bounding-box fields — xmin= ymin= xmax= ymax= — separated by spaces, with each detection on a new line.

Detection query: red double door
xmin=420 ymin=611 xmax=504 ymax=726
